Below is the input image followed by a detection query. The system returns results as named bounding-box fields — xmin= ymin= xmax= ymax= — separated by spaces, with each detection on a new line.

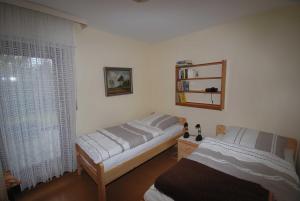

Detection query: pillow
xmin=140 ymin=113 xmax=179 ymax=130
xmin=220 ymin=126 xmax=295 ymax=165
xmin=140 ymin=113 xmax=162 ymax=125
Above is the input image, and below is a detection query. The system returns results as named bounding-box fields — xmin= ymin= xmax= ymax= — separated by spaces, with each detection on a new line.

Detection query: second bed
xmin=76 ymin=113 xmax=186 ymax=201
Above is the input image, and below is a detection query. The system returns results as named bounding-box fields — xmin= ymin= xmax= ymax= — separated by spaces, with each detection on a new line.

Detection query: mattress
xmin=103 ymin=123 xmax=183 ymax=171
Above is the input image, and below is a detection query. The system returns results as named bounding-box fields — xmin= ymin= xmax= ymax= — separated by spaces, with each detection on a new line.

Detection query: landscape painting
xmin=104 ymin=67 xmax=133 ymax=96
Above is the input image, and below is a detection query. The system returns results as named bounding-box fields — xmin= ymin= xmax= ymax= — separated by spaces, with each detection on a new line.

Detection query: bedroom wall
xmin=148 ymin=6 xmax=300 ymax=140
xmin=75 ymin=27 xmax=152 ymax=135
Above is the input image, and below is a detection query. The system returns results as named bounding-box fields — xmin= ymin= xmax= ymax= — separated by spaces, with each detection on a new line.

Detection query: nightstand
xmin=177 ymin=136 xmax=201 ymax=160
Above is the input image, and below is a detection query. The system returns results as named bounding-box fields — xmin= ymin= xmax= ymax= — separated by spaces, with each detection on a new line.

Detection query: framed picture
xmin=104 ymin=67 xmax=133 ymax=96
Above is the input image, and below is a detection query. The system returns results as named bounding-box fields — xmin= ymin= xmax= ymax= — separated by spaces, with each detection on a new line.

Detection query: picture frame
xmin=104 ymin=67 xmax=133 ymax=96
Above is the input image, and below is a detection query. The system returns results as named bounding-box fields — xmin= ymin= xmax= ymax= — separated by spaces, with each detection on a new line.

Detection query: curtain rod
xmin=0 ymin=0 xmax=88 ymax=28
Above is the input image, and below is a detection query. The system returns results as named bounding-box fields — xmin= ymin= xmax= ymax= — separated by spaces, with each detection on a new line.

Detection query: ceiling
xmin=29 ymin=0 xmax=299 ymax=43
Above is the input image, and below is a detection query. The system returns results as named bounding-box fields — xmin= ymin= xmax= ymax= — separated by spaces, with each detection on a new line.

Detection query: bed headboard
xmin=216 ymin=124 xmax=299 ymax=160
xmin=216 ymin=124 xmax=226 ymax=136
xmin=178 ymin=117 xmax=187 ymax=126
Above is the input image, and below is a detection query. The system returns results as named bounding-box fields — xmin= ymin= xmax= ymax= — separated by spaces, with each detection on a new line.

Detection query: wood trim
xmin=2 ymin=0 xmax=87 ymax=28
xmin=97 ymin=164 xmax=106 ymax=201
xmin=176 ymin=61 xmax=224 ymax=68
xmin=175 ymin=67 xmax=179 ymax=105
xmin=76 ymin=144 xmax=98 ymax=183
xmin=176 ymin=90 xmax=221 ymax=94
xmin=178 ymin=117 xmax=187 ymax=125
xmin=103 ymin=67 xmax=133 ymax=97
xmin=269 ymin=192 xmax=273 ymax=201
xmin=287 ymin=138 xmax=298 ymax=160
xmin=177 ymin=139 xmax=199 ymax=148
xmin=76 ymin=116 xmax=186 ymax=201
xmin=177 ymin=139 xmax=198 ymax=161
xmin=177 ymin=76 xmax=222 ymax=81
xmin=220 ymin=60 xmax=226 ymax=110
xmin=176 ymin=102 xmax=222 ymax=110
xmin=216 ymin=124 xmax=226 ymax=136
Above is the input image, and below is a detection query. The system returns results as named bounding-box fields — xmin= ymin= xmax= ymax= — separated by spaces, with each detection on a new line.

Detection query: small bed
xmin=75 ymin=114 xmax=186 ymax=201
xmin=144 ymin=125 xmax=300 ymax=201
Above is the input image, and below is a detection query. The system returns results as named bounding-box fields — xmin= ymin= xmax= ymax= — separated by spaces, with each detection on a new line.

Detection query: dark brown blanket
xmin=154 ymin=158 xmax=269 ymax=201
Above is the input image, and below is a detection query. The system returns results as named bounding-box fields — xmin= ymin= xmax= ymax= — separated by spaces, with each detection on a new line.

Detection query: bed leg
xmin=97 ymin=163 xmax=106 ymax=201
xmin=268 ymin=192 xmax=273 ymax=201
xmin=77 ymin=160 xmax=82 ymax=176
xmin=76 ymin=145 xmax=83 ymax=176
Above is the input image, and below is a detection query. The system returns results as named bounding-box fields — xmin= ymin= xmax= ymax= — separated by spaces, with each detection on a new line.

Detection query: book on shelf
xmin=177 ymin=81 xmax=183 ymax=91
xmin=178 ymin=68 xmax=197 ymax=80
xmin=183 ymin=80 xmax=189 ymax=91
xmin=177 ymin=93 xmax=186 ymax=103
xmin=177 ymin=80 xmax=189 ymax=92
xmin=176 ymin=60 xmax=193 ymax=67
xmin=176 ymin=64 xmax=192 ymax=67
xmin=176 ymin=60 xmax=193 ymax=65
xmin=178 ymin=69 xmax=188 ymax=79
xmin=188 ymin=68 xmax=196 ymax=78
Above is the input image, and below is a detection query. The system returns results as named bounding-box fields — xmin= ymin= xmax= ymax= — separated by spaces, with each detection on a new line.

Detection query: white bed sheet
xmin=144 ymin=185 xmax=173 ymax=201
xmin=103 ymin=124 xmax=183 ymax=171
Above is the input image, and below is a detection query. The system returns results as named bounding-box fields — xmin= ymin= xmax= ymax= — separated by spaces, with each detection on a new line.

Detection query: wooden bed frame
xmin=216 ymin=124 xmax=299 ymax=201
xmin=76 ymin=117 xmax=186 ymax=201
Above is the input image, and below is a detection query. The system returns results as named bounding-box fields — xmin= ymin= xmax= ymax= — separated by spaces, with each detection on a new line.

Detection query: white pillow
xmin=221 ymin=126 xmax=241 ymax=144
xmin=221 ymin=126 xmax=296 ymax=165
xmin=139 ymin=113 xmax=161 ymax=125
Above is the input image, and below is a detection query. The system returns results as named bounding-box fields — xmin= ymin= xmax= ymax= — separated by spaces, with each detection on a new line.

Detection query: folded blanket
xmin=76 ymin=117 xmax=178 ymax=164
xmin=155 ymin=138 xmax=300 ymax=201
xmin=155 ymin=158 xmax=269 ymax=201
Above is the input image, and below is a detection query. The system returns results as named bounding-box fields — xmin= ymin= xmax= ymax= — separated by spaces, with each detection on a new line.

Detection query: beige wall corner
xmin=75 ymin=27 xmax=152 ymax=135
xmin=149 ymin=6 xmax=300 ymax=140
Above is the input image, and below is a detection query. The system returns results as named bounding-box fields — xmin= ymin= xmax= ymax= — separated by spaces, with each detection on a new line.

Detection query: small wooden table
xmin=177 ymin=136 xmax=202 ymax=160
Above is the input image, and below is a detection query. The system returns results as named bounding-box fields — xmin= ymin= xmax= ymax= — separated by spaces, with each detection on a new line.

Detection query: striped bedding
xmin=76 ymin=114 xmax=179 ymax=164
xmin=187 ymin=138 xmax=300 ymax=201
xmin=140 ymin=114 xmax=180 ymax=130
xmin=220 ymin=126 xmax=295 ymax=163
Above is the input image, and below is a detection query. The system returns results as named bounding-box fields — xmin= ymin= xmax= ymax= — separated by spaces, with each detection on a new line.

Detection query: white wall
xmin=74 ymin=6 xmax=300 ymax=140
xmin=75 ymin=27 xmax=152 ymax=135
xmin=148 ymin=6 xmax=300 ymax=139
xmin=74 ymin=6 xmax=300 ymax=171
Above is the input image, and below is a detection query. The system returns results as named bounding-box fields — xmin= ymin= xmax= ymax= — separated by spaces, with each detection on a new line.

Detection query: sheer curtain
xmin=0 ymin=3 xmax=76 ymax=189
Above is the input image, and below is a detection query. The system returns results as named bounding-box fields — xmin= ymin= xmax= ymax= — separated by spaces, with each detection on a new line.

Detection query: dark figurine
xmin=195 ymin=134 xmax=202 ymax=141
xmin=184 ymin=122 xmax=188 ymax=129
xmin=195 ymin=124 xmax=203 ymax=141
xmin=183 ymin=122 xmax=189 ymax=138
xmin=184 ymin=131 xmax=190 ymax=138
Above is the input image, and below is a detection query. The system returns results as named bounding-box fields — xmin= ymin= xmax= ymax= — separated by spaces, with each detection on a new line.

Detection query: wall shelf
xmin=176 ymin=90 xmax=221 ymax=94
xmin=176 ymin=76 xmax=222 ymax=81
xmin=176 ymin=102 xmax=222 ymax=110
xmin=176 ymin=61 xmax=224 ymax=69
xmin=175 ymin=60 xmax=226 ymax=110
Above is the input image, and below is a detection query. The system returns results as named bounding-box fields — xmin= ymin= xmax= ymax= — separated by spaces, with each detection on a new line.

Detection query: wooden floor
xmin=17 ymin=146 xmax=178 ymax=201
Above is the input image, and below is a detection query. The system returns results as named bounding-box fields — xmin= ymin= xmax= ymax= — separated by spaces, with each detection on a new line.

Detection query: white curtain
xmin=0 ymin=3 xmax=76 ymax=189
